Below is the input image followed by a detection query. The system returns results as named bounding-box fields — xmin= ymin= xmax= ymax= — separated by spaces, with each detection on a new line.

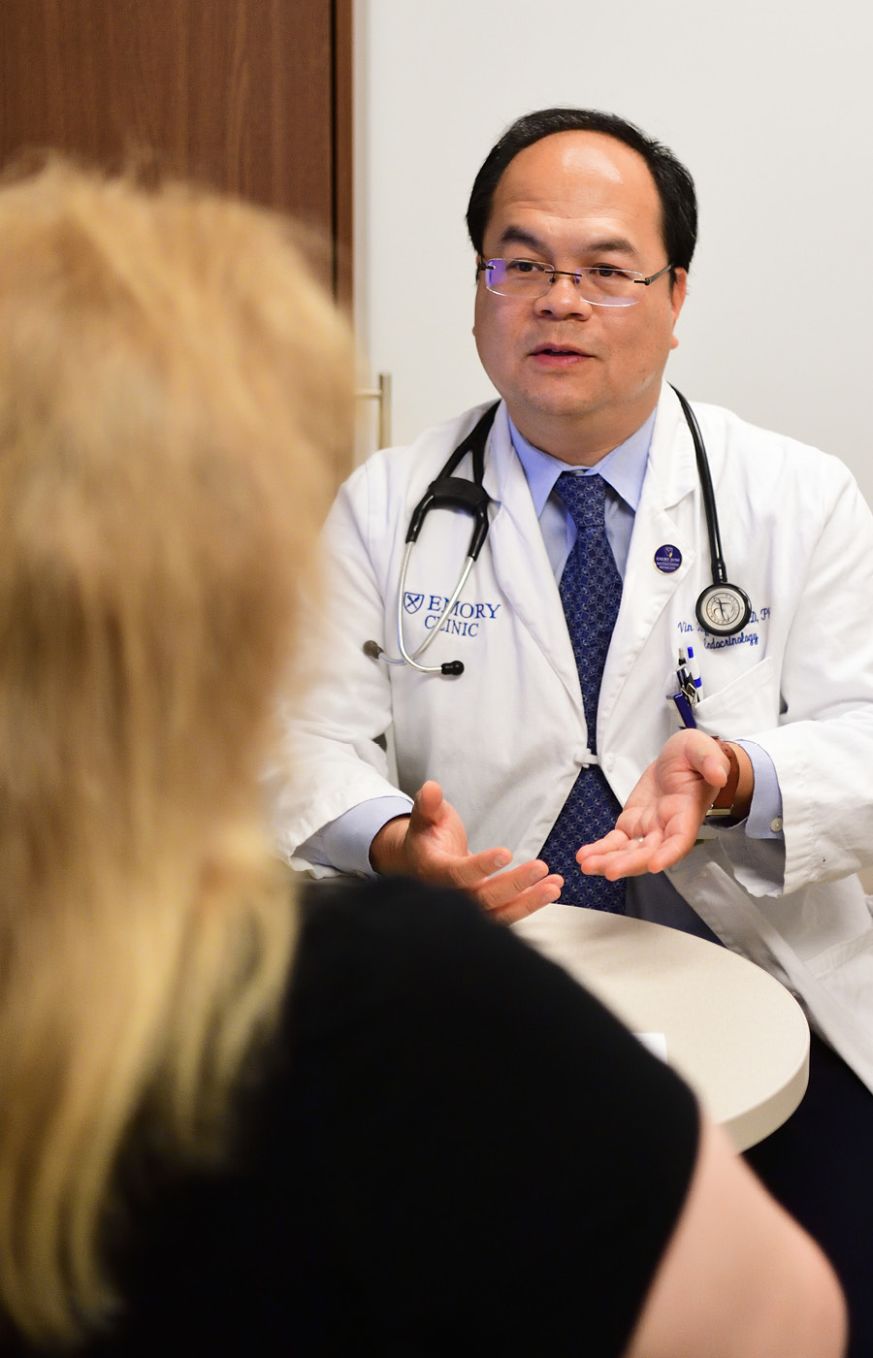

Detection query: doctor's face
xmin=473 ymin=131 xmax=686 ymax=465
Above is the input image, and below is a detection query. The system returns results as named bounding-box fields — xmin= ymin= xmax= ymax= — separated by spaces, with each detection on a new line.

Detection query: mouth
xmin=529 ymin=343 xmax=594 ymax=366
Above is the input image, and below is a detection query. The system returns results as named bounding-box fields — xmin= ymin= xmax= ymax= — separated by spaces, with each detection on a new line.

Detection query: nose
xmin=533 ymin=274 xmax=594 ymax=321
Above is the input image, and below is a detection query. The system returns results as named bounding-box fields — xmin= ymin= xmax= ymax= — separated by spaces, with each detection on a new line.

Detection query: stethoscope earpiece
xmin=364 ymin=639 xmax=464 ymax=678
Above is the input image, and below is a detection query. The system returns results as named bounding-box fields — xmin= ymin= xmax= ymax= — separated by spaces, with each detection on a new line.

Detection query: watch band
xmin=705 ymin=740 xmax=741 ymax=820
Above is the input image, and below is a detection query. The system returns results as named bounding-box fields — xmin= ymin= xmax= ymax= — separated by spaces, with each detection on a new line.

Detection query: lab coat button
xmin=604 ymin=755 xmax=614 ymax=771
xmin=770 ymin=816 xmax=783 ymax=833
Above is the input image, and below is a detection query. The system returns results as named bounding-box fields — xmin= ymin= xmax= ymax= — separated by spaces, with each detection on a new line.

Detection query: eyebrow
xmin=494 ymin=226 xmax=640 ymax=260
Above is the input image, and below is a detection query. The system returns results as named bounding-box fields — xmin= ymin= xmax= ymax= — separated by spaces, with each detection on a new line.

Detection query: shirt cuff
xmin=294 ymin=795 xmax=414 ymax=877
xmin=736 ymin=739 xmax=784 ymax=840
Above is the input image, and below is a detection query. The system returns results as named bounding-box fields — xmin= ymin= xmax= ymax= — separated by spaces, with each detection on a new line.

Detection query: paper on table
xmin=635 ymin=1032 xmax=668 ymax=1062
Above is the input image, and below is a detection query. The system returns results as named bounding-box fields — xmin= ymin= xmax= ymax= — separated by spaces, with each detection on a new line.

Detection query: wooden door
xmin=0 ymin=0 xmax=352 ymax=304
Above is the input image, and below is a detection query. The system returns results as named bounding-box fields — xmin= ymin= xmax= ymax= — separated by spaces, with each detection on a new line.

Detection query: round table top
xmin=512 ymin=904 xmax=810 ymax=1152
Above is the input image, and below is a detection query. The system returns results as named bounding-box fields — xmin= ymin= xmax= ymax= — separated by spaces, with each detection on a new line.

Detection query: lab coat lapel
xmin=597 ymin=386 xmax=701 ymax=747
xmin=483 ymin=406 xmax=583 ymax=710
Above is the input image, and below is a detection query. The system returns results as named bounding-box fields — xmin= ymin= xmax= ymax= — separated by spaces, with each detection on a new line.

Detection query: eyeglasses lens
xmin=484 ymin=259 xmax=639 ymax=309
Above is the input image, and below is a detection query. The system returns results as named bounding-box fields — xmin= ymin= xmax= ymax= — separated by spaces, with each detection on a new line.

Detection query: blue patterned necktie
xmin=539 ymin=472 xmax=626 ymax=911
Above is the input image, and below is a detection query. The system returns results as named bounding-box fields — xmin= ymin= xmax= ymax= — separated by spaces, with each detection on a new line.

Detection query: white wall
xmin=356 ymin=0 xmax=873 ymax=502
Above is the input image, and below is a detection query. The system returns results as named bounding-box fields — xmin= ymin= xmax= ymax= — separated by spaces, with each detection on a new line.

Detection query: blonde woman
xmin=0 ymin=163 xmax=844 ymax=1358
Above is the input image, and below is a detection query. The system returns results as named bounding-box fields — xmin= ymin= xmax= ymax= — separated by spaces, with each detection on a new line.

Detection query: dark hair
xmin=466 ymin=108 xmax=697 ymax=278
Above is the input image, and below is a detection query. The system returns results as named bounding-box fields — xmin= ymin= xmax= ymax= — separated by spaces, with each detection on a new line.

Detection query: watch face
xmin=696 ymin=584 xmax=751 ymax=637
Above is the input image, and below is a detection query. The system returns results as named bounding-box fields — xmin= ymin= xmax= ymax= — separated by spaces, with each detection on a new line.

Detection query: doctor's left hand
xmin=576 ymin=731 xmax=751 ymax=879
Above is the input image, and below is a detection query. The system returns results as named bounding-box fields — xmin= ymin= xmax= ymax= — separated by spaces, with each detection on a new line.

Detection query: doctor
xmin=276 ymin=107 xmax=873 ymax=1351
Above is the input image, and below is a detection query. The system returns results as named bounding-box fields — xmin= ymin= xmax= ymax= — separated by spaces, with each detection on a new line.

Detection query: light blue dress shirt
xmin=298 ymin=411 xmax=784 ymax=887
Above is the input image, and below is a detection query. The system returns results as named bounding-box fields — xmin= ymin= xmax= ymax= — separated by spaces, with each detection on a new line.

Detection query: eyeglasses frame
xmin=476 ymin=257 xmax=674 ymax=308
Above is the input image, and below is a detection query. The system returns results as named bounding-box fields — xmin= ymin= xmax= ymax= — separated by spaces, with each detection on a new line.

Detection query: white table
xmin=512 ymin=904 xmax=810 ymax=1151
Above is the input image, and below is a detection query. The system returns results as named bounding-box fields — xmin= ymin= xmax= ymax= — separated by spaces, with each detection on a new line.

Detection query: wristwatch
xmin=704 ymin=740 xmax=741 ymax=821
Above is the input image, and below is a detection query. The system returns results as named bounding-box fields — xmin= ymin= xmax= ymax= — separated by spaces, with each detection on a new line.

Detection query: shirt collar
xmin=508 ymin=409 xmax=656 ymax=517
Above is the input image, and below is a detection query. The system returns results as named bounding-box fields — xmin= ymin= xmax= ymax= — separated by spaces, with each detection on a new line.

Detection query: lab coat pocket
xmin=692 ymin=656 xmax=776 ymax=738
xmin=806 ymin=925 xmax=873 ymax=1009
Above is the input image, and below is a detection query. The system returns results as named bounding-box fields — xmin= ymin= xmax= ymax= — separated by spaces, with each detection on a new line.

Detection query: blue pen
xmin=671 ymin=689 xmax=697 ymax=729
xmin=685 ymin=644 xmax=703 ymax=701
xmin=673 ymin=651 xmax=698 ymax=728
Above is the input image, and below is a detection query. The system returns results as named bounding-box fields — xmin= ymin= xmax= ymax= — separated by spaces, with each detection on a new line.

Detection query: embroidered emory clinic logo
xmin=404 ymin=591 xmax=501 ymax=639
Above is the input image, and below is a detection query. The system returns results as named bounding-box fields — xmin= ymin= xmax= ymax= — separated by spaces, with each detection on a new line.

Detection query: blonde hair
xmin=0 ymin=160 xmax=352 ymax=1344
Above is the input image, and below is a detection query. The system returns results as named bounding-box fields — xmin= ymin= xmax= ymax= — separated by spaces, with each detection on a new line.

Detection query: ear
xmin=472 ymin=256 xmax=485 ymax=339
xmin=669 ymin=268 xmax=688 ymax=351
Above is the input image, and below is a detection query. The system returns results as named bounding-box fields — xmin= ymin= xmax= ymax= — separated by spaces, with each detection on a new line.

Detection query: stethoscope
xmin=364 ymin=388 xmax=752 ymax=678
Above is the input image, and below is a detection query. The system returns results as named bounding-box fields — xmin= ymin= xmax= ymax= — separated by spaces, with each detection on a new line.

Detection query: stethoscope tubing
xmin=669 ymin=384 xmax=727 ymax=588
xmin=366 ymin=389 xmax=751 ymax=676
xmin=394 ymin=542 xmax=476 ymax=670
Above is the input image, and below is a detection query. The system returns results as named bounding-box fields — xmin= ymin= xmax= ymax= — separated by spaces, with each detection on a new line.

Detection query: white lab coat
xmin=276 ymin=384 xmax=873 ymax=1091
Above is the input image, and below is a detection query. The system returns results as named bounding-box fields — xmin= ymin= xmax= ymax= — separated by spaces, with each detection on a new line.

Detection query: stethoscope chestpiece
xmin=695 ymin=581 xmax=752 ymax=637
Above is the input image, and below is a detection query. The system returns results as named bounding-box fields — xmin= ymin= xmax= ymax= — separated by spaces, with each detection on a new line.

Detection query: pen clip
xmin=676 ymin=665 xmax=696 ymax=702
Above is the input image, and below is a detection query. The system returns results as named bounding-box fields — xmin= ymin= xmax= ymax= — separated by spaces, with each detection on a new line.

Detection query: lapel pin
xmin=654 ymin=544 xmax=682 ymax=573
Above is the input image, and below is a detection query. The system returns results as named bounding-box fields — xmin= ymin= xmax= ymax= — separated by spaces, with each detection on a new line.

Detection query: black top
xmin=24 ymin=880 xmax=699 ymax=1356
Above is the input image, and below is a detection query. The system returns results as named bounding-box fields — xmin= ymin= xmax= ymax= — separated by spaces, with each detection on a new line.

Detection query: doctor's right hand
xmin=369 ymin=780 xmax=563 ymax=924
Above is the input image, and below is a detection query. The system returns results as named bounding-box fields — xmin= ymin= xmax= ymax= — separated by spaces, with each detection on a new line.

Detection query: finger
xmin=578 ymin=833 xmax=665 ymax=879
xmin=699 ymin=750 xmax=729 ymax=789
xmin=677 ymin=733 xmax=730 ymax=788
xmin=597 ymin=815 xmax=701 ymax=877
xmin=443 ymin=844 xmax=513 ymax=889
xmin=410 ymin=779 xmax=445 ymax=828
xmin=645 ymin=829 xmax=700 ymax=873
xmin=473 ymin=858 xmax=559 ymax=909
xmin=577 ymin=828 xmax=633 ymax=862
xmin=483 ymin=872 xmax=565 ymax=924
